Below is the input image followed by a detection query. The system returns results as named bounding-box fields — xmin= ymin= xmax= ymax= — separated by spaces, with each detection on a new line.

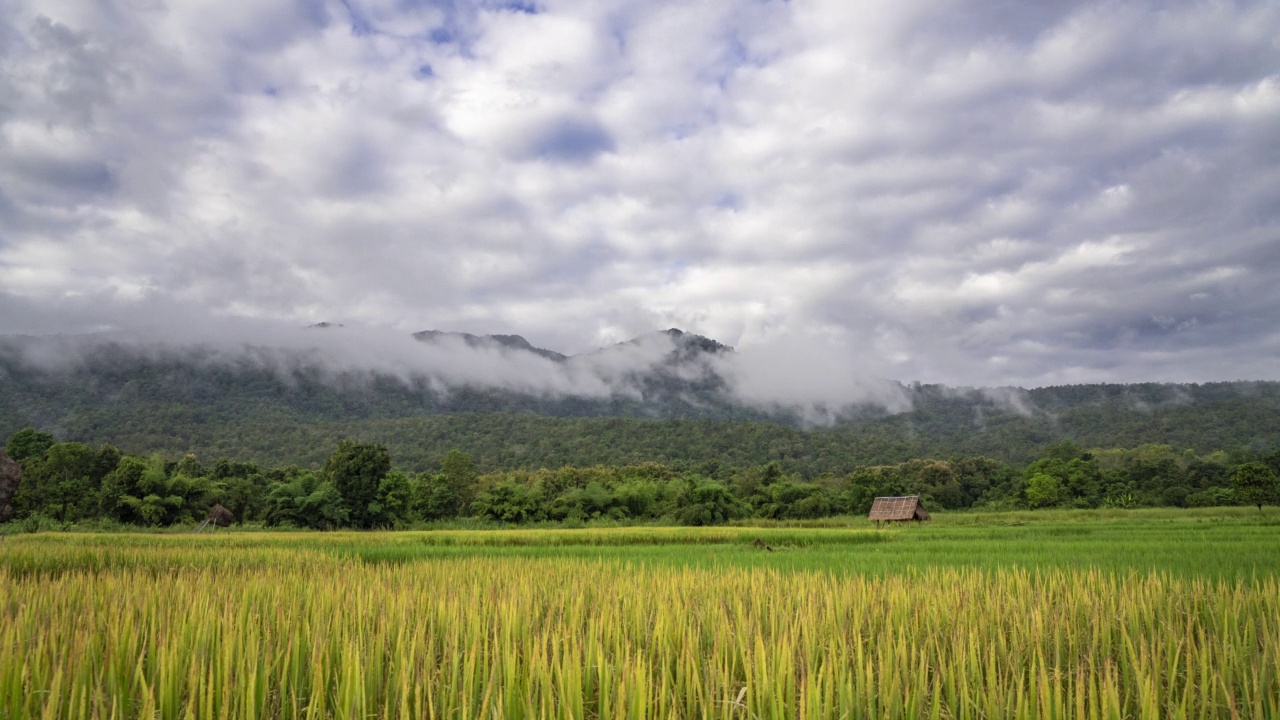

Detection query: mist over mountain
xmin=0 ymin=324 xmax=909 ymax=424
xmin=1 ymin=326 xmax=1277 ymax=472
xmin=411 ymin=330 xmax=568 ymax=362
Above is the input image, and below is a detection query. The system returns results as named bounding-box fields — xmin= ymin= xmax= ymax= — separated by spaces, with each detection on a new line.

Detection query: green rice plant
xmin=2 ymin=536 xmax=1279 ymax=719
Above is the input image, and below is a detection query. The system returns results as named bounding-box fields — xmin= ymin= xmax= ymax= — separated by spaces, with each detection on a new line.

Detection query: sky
xmin=1 ymin=0 xmax=1278 ymax=389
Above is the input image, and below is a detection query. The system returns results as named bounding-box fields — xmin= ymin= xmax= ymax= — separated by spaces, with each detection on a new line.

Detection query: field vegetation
xmin=3 ymin=511 xmax=1279 ymax=718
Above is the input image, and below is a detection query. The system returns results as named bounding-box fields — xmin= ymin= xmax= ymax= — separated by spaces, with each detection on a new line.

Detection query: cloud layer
xmin=0 ymin=317 xmax=911 ymax=423
xmin=2 ymin=0 xmax=1278 ymax=387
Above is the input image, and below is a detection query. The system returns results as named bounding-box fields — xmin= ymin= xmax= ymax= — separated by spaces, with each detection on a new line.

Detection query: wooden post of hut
xmin=867 ymin=496 xmax=931 ymax=528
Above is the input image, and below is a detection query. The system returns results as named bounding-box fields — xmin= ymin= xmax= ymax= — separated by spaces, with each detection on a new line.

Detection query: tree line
xmin=3 ymin=428 xmax=1278 ymax=530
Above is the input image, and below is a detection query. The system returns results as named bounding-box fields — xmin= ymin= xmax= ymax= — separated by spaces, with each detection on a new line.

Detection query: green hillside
xmin=2 ymin=337 xmax=1276 ymax=474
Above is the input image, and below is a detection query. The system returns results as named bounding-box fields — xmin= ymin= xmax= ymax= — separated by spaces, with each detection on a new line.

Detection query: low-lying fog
xmin=1 ymin=313 xmax=913 ymax=424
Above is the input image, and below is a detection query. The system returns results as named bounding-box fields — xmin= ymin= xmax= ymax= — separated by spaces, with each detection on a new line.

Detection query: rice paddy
xmin=3 ymin=508 xmax=1279 ymax=718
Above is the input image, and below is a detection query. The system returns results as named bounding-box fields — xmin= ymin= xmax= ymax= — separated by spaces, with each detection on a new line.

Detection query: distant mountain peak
xmin=412 ymin=330 xmax=566 ymax=361
xmin=593 ymin=328 xmax=735 ymax=362
xmin=661 ymin=328 xmax=734 ymax=355
xmin=488 ymin=334 xmax=538 ymax=352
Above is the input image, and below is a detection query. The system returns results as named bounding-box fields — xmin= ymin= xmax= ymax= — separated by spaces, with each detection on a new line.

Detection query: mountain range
xmin=411 ymin=327 xmax=730 ymax=363
xmin=1 ymin=327 xmax=1277 ymax=472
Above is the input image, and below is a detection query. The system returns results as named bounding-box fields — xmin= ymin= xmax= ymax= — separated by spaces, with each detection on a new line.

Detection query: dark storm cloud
xmin=0 ymin=0 xmax=1277 ymax=388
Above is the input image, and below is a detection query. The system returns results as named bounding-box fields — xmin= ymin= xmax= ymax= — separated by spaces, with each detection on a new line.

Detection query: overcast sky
xmin=1 ymin=0 xmax=1278 ymax=388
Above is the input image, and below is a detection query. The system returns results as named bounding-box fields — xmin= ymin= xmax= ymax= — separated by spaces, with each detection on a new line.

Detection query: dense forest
xmin=2 ymin=390 xmax=1278 ymax=475
xmin=3 ymin=428 xmax=1278 ymax=530
xmin=2 ymin=335 xmax=1278 ymax=473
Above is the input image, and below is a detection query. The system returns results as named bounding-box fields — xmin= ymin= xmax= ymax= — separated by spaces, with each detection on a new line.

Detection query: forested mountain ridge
xmin=1 ymin=330 xmax=1277 ymax=474
xmin=411 ymin=329 xmax=568 ymax=361
xmin=411 ymin=327 xmax=727 ymax=364
xmin=0 ymin=327 xmax=798 ymax=433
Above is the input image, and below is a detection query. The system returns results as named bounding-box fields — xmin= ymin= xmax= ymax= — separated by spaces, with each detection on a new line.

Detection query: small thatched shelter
xmin=868 ymin=496 xmax=930 ymax=527
xmin=207 ymin=504 xmax=234 ymax=528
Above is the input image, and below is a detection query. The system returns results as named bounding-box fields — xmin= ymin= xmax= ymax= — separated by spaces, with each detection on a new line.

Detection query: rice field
xmin=3 ymin=509 xmax=1279 ymax=719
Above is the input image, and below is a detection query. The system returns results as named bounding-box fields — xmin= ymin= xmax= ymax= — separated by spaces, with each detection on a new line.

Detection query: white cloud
xmin=1 ymin=0 xmax=1278 ymax=388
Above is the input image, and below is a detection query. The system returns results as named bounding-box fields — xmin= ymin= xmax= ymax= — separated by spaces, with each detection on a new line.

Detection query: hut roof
xmin=867 ymin=496 xmax=931 ymax=521
xmin=207 ymin=503 xmax=234 ymax=527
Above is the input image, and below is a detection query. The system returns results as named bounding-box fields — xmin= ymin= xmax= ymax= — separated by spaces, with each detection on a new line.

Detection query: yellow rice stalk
xmin=1 ymin=546 xmax=1277 ymax=719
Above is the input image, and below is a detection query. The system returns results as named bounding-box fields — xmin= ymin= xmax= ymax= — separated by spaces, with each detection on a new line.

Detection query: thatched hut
xmin=207 ymin=504 xmax=234 ymax=528
xmin=868 ymin=496 xmax=930 ymax=527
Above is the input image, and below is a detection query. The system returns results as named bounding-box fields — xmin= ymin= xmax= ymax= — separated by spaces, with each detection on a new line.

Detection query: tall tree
xmin=1025 ymin=473 xmax=1066 ymax=509
xmin=90 ymin=444 xmax=123 ymax=489
xmin=675 ymin=480 xmax=747 ymax=526
xmin=368 ymin=471 xmax=416 ymax=528
xmin=412 ymin=473 xmax=459 ymax=520
xmin=42 ymin=442 xmax=95 ymax=521
xmin=324 ymin=441 xmax=391 ymax=529
xmin=5 ymin=428 xmax=55 ymax=463
xmin=440 ymin=449 xmax=479 ymax=513
xmin=263 ymin=469 xmax=349 ymax=530
xmin=1232 ymin=462 xmax=1279 ymax=511
xmin=100 ymin=456 xmax=148 ymax=523
xmin=0 ymin=450 xmax=20 ymax=522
